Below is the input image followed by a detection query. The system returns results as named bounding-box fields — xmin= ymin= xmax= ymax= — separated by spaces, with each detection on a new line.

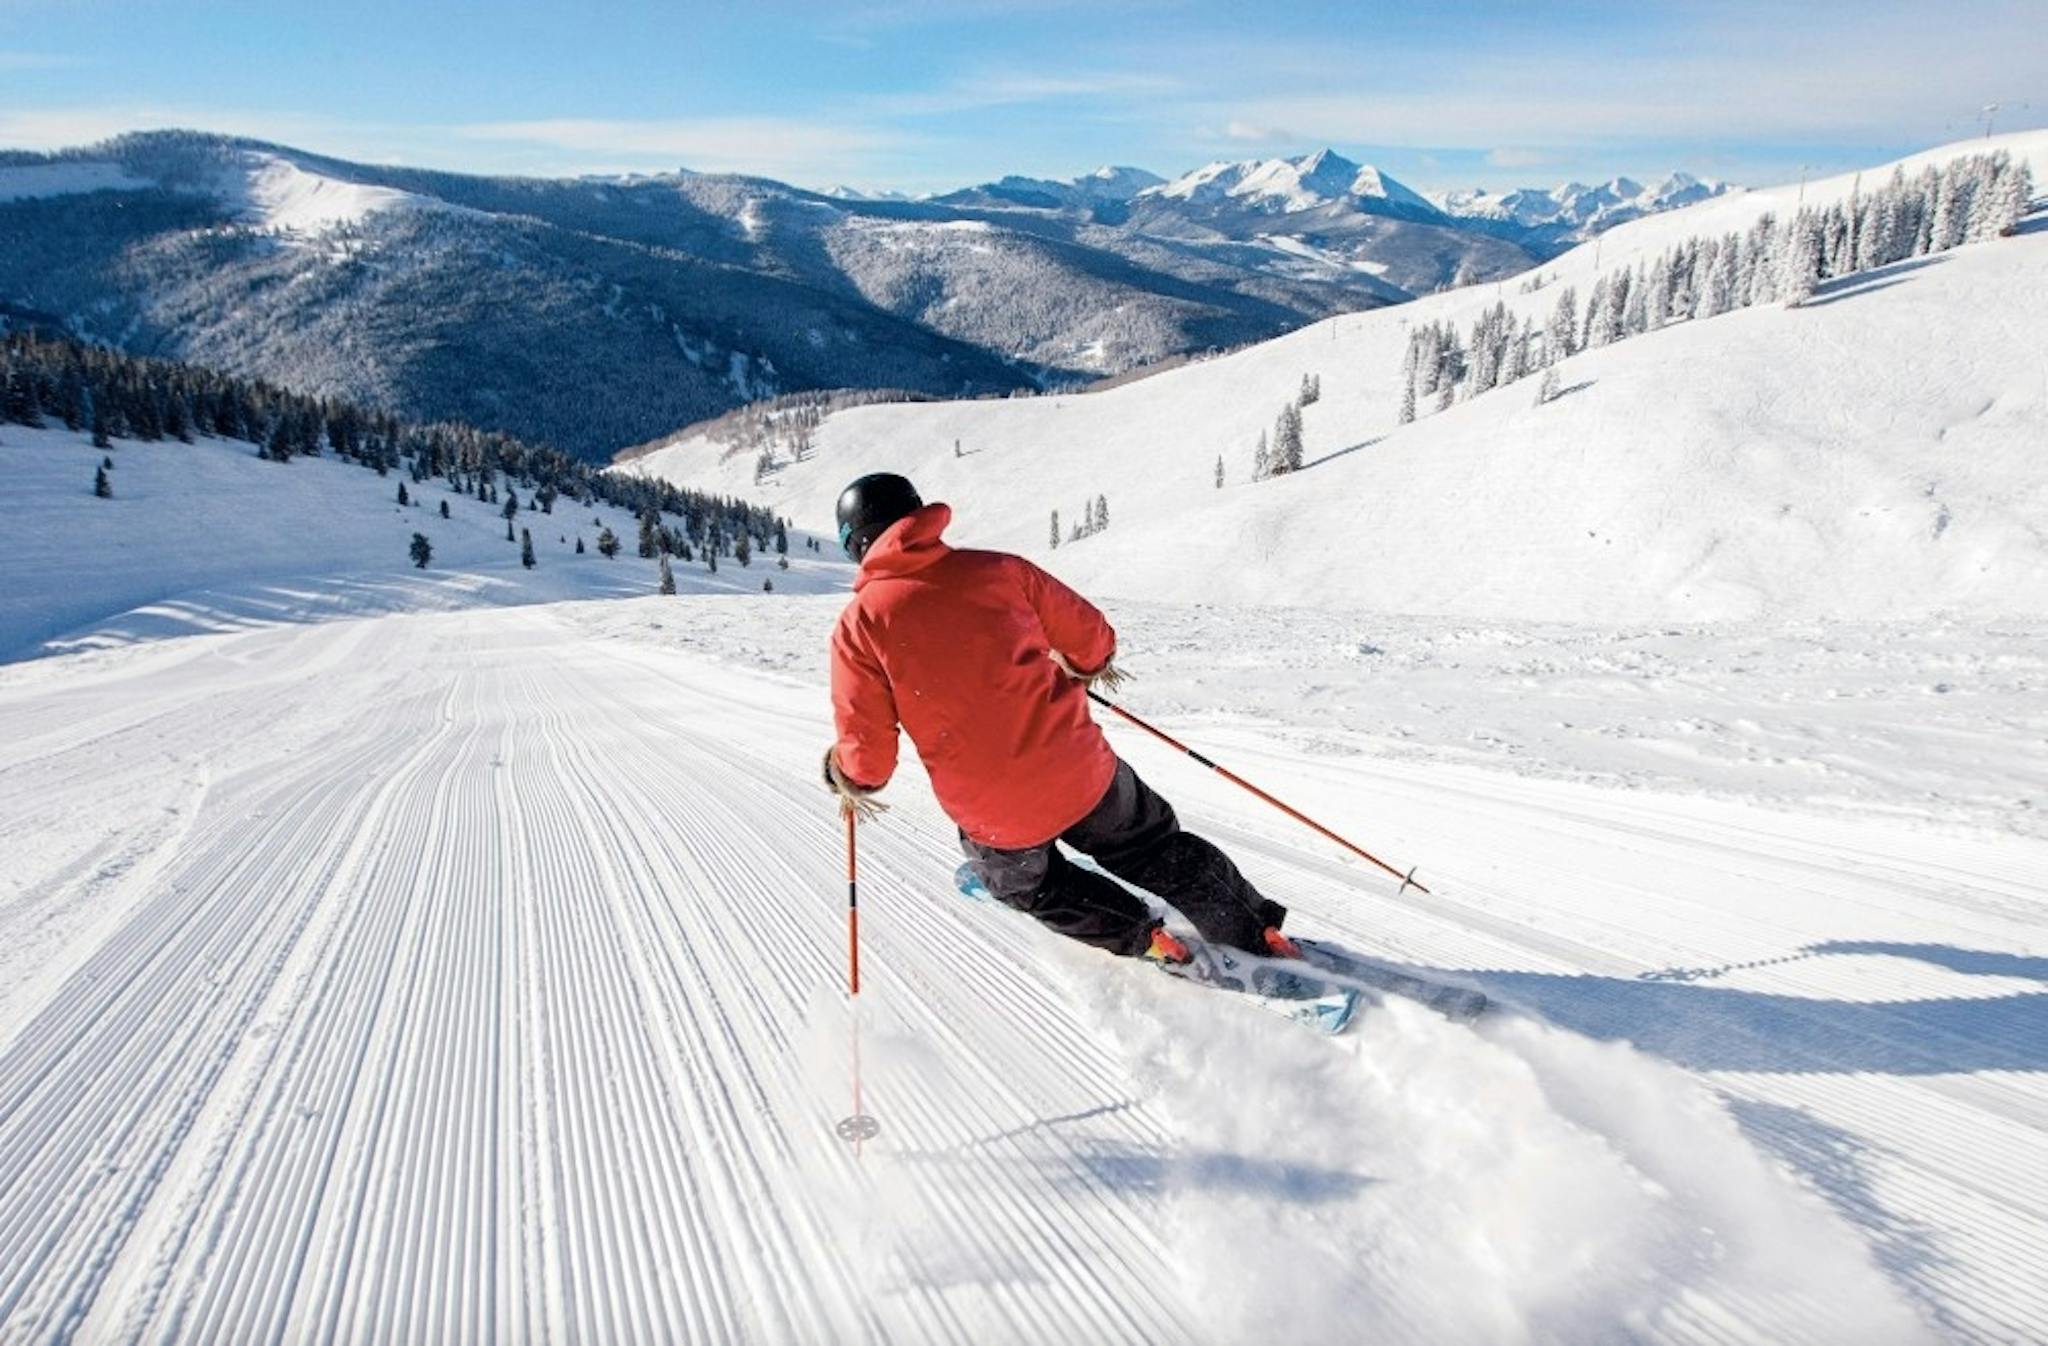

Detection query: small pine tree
xmin=1049 ymin=509 xmax=1060 ymax=549
xmin=735 ymin=531 xmax=752 ymax=567
xmin=775 ymin=520 xmax=788 ymax=555
xmin=1094 ymin=494 xmax=1108 ymax=531
xmin=410 ymin=532 xmax=432 ymax=569
xmin=597 ymin=526 xmax=620 ymax=558
xmin=520 ymin=527 xmax=535 ymax=569
xmin=1214 ymin=455 xmax=1225 ymax=488
xmin=94 ymin=464 xmax=111 ymax=498
xmin=1253 ymin=429 xmax=1270 ymax=480
xmin=658 ymin=554 xmax=676 ymax=593
xmin=707 ymin=548 xmax=717 ymax=574
xmin=1536 ymin=367 xmax=1560 ymax=406
xmin=397 ymin=482 xmax=410 ymax=506
xmin=778 ymin=554 xmax=789 ymax=570
xmin=576 ymin=535 xmax=585 ymax=554
xmin=763 ymin=578 xmax=774 ymax=592
xmin=1270 ymin=404 xmax=1304 ymax=476
xmin=440 ymin=499 xmax=450 ymax=519
xmin=505 ymin=516 xmax=515 ymax=542
xmin=1398 ymin=377 xmax=1417 ymax=425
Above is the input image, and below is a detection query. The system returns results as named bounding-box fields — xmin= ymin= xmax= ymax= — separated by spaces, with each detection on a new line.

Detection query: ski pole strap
xmin=1086 ymin=690 xmax=1430 ymax=896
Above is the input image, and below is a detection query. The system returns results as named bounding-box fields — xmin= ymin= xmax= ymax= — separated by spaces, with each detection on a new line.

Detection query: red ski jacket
xmin=830 ymin=502 xmax=1119 ymax=849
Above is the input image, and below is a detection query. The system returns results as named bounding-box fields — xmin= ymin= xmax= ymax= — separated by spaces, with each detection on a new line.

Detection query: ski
xmin=1293 ymin=939 xmax=1489 ymax=1023
xmin=1059 ymin=854 xmax=1489 ymax=1024
xmin=953 ymin=862 xmax=1361 ymax=1035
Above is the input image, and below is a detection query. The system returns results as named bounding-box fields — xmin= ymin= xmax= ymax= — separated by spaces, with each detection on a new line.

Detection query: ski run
xmin=0 ymin=591 xmax=2040 ymax=1343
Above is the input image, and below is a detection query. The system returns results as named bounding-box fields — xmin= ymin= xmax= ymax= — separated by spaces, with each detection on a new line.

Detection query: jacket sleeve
xmin=1017 ymin=558 xmax=1116 ymax=676
xmin=829 ymin=609 xmax=900 ymax=789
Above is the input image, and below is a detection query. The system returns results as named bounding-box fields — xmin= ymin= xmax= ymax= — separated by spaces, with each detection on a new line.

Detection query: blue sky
xmin=1 ymin=0 xmax=2041 ymax=194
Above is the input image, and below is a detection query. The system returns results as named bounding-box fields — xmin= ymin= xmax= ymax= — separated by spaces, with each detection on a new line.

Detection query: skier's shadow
xmin=908 ymin=1105 xmax=1375 ymax=1204
xmin=1073 ymin=1144 xmax=1377 ymax=1204
xmin=1470 ymin=941 xmax=2048 ymax=1075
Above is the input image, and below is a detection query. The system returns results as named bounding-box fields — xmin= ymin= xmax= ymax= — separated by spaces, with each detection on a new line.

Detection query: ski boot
xmin=1142 ymin=924 xmax=1193 ymax=966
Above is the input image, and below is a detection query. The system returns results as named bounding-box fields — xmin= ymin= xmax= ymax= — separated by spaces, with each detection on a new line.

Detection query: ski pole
xmin=845 ymin=807 xmax=860 ymax=996
xmin=835 ymin=806 xmax=880 ymax=1150
xmin=1086 ymin=689 xmax=1430 ymax=895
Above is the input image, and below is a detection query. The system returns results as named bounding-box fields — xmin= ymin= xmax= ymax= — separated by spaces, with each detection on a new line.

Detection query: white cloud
xmin=450 ymin=117 xmax=908 ymax=181
xmin=1222 ymin=120 xmax=1293 ymax=144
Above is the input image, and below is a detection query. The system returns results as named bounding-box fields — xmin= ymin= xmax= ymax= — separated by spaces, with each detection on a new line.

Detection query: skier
xmin=823 ymin=472 xmax=1298 ymax=966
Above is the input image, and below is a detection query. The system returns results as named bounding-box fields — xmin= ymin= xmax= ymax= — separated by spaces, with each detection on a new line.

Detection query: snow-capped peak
xmin=1143 ymin=149 xmax=1435 ymax=217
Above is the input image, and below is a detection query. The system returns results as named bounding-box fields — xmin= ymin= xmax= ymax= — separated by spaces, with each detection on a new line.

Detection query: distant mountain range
xmin=0 ymin=132 xmax=1729 ymax=460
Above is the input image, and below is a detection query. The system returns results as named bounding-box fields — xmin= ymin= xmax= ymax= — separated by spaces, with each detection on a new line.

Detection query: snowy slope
xmin=2 ymin=591 xmax=2042 ymax=1341
xmin=0 ymin=424 xmax=842 ymax=661
xmin=630 ymin=131 xmax=2048 ymax=624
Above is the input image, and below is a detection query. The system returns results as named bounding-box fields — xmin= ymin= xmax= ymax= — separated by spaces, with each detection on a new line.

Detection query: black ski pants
xmin=959 ymin=758 xmax=1285 ymax=957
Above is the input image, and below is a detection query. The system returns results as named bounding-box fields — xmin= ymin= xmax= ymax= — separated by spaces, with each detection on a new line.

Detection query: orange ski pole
xmin=1086 ymin=689 xmax=1430 ymax=896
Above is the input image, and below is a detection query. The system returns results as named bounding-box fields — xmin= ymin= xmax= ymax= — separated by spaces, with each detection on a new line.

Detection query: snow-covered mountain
xmin=1434 ymin=172 xmax=1733 ymax=248
xmin=932 ymin=164 xmax=1166 ymax=210
xmin=0 ymin=135 xmax=1504 ymax=460
xmin=629 ymin=131 xmax=2048 ymax=626
xmin=1142 ymin=149 xmax=1443 ymax=222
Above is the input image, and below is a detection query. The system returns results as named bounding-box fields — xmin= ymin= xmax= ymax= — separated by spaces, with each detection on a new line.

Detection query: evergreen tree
xmin=1546 ymin=287 xmax=1579 ymax=364
xmin=707 ymin=548 xmax=717 ymax=574
xmin=1253 ymin=429 xmax=1270 ymax=480
xmin=576 ymin=535 xmax=585 ymax=554
xmin=520 ymin=528 xmax=536 ymax=569
xmin=1094 ymin=494 xmax=1109 ymax=531
xmin=1779 ymin=212 xmax=1821 ymax=306
xmin=597 ymin=526 xmax=620 ymax=558
xmin=1398 ymin=375 xmax=1417 ymax=424
xmin=1049 ymin=509 xmax=1060 ymax=549
xmin=410 ymin=532 xmax=432 ymax=569
xmin=440 ymin=499 xmax=450 ymax=519
xmin=1645 ymin=256 xmax=1673 ymax=331
xmin=637 ymin=509 xmax=659 ymax=558
xmin=1536 ymin=368 xmax=1560 ymax=406
xmin=1298 ymin=373 xmax=1321 ymax=406
xmin=775 ymin=520 xmax=788 ymax=555
xmin=1270 ymin=404 xmax=1304 ymax=476
xmin=763 ymin=578 xmax=774 ymax=592
xmin=735 ymin=531 xmax=752 ymax=567
xmin=1582 ymin=275 xmax=1612 ymax=348
xmin=1214 ymin=454 xmax=1225 ymax=488
xmin=397 ymin=482 xmax=410 ymax=506
xmin=94 ymin=464 xmax=111 ymax=498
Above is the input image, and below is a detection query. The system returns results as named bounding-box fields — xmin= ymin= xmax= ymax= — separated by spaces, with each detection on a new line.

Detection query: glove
xmin=1050 ymin=649 xmax=1130 ymax=695
xmin=822 ymin=745 xmax=888 ymax=820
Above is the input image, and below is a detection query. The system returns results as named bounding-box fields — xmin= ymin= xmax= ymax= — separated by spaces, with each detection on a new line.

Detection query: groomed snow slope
xmin=0 ymin=424 xmax=839 ymax=662
xmin=2 ymin=595 xmax=2042 ymax=1342
xmin=631 ymin=131 xmax=2048 ymax=624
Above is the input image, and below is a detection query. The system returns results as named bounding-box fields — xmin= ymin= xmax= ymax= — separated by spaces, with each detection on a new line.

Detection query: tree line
xmin=1397 ymin=150 xmax=2034 ymax=419
xmin=0 ymin=329 xmax=790 ymax=550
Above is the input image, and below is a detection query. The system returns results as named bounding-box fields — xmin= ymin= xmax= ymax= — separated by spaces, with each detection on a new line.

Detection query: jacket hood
xmin=855 ymin=502 xmax=952 ymax=590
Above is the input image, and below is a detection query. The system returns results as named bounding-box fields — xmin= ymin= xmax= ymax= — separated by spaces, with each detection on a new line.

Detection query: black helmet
xmin=835 ymin=472 xmax=922 ymax=561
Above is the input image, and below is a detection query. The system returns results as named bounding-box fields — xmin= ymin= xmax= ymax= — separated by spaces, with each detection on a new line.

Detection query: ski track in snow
xmin=0 ymin=604 xmax=2039 ymax=1343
